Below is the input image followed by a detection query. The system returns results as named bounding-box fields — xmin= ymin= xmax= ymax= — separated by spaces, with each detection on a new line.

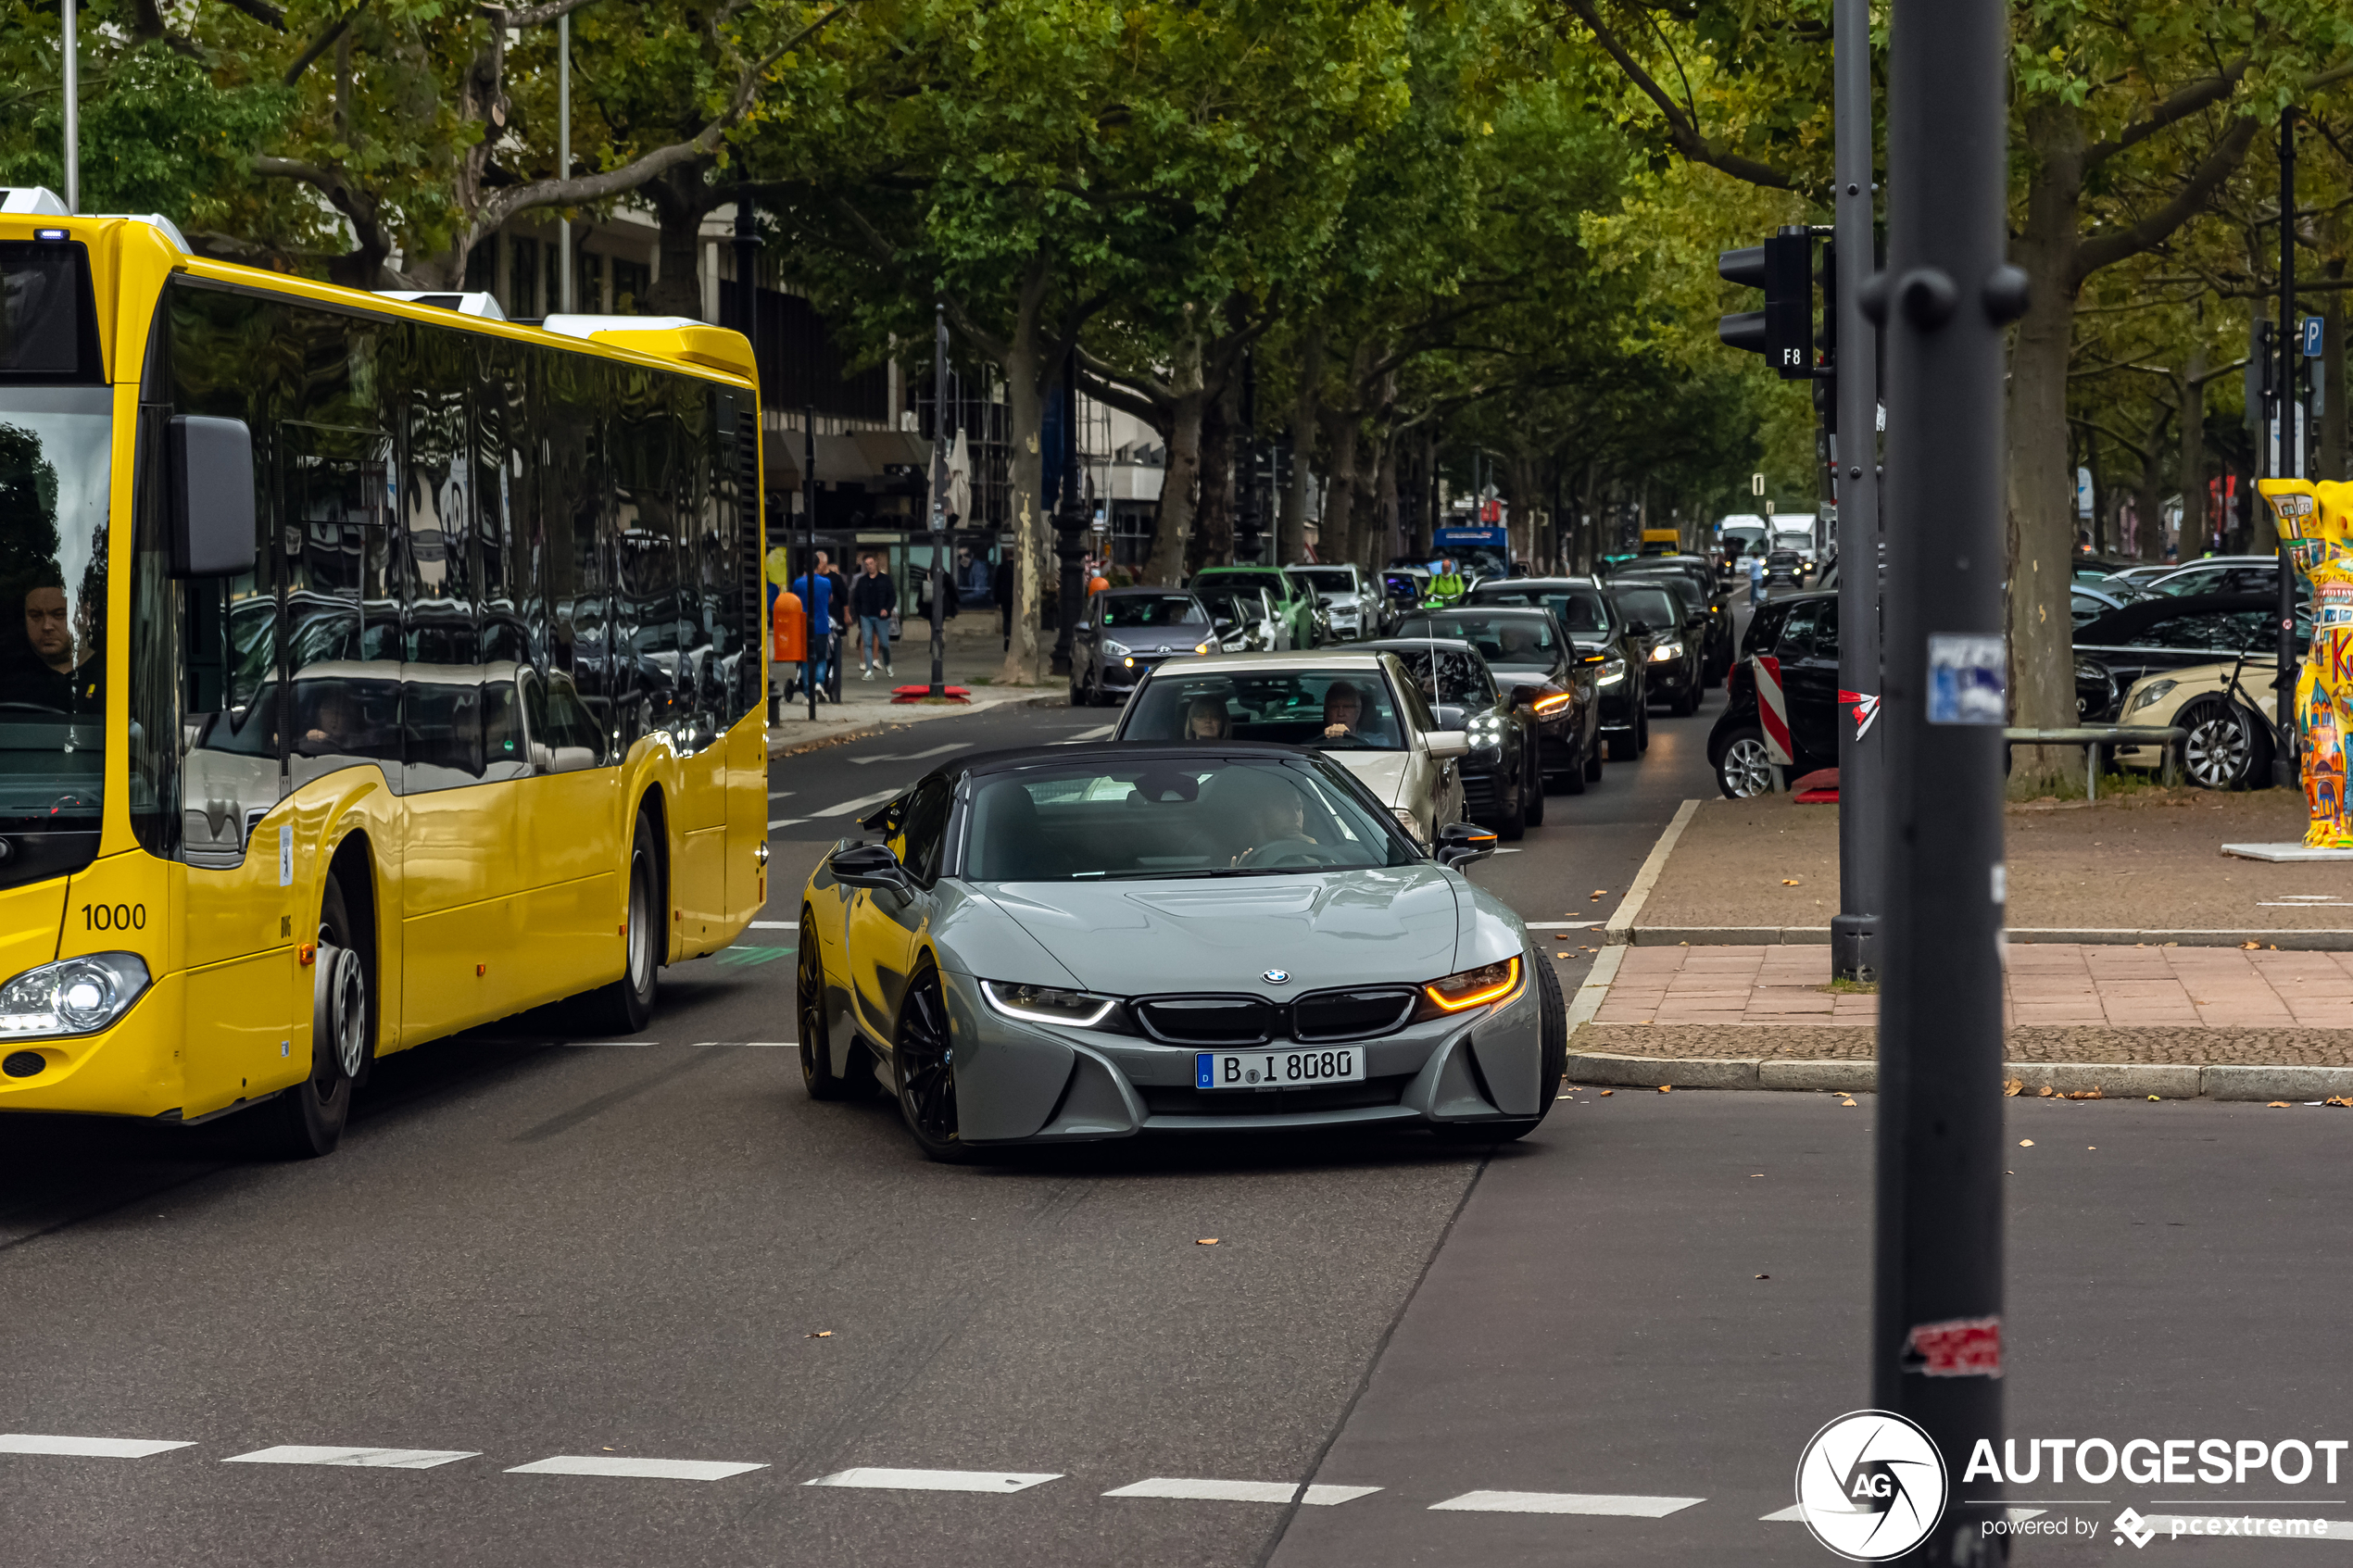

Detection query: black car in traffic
xmin=1465 ymin=578 xmax=1648 ymax=761
xmin=1361 ymin=636 xmax=1545 ymax=837
xmin=1611 ymin=555 xmax=1734 ymax=686
xmin=1605 ymin=579 xmax=1705 ymax=717
xmin=1386 ymin=604 xmax=1605 ymax=787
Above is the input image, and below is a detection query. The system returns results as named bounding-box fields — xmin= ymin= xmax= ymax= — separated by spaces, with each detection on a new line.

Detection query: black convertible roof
xmin=2074 ymin=591 xmax=2288 ymax=645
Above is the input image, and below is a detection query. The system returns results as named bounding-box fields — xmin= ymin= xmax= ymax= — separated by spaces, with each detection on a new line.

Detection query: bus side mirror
xmin=168 ymin=415 xmax=258 ymax=578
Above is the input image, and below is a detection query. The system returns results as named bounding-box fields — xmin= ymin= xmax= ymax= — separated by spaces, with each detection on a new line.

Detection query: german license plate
xmin=1195 ymin=1047 xmax=1364 ymax=1090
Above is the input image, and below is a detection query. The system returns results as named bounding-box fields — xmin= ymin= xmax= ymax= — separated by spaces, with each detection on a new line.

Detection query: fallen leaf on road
xmin=1781 ymin=879 xmax=1801 ymax=885
xmin=2147 ymin=1095 xmax=2160 ymax=1101
xmin=2003 ymin=1078 xmax=2023 ymax=1097
xmin=1751 ymin=1173 xmax=1765 ymax=1177
xmin=1598 ymin=1088 xmax=1614 ymax=1096
xmin=1840 ymin=1098 xmax=1857 ymax=1108
xmin=2326 ymin=1097 xmax=2353 ymax=1108
xmin=1657 ymin=1085 xmax=1673 ymax=1093
xmin=807 ymin=1330 xmax=833 ymax=1338
xmin=2019 ymin=1139 xmax=2034 ymax=1147
xmin=1196 ymin=1237 xmax=1220 ymax=1246
xmin=2066 ymin=1087 xmax=2103 ymax=1100
xmin=2037 ymin=1085 xmax=2055 ymax=1098
xmin=2268 ymin=1101 xmax=2292 ymax=1109
xmin=1755 ymin=1273 xmax=1770 ymax=1280
xmin=2088 ymin=1147 xmax=2096 ymax=1150
xmin=2243 ymin=941 xmax=2261 ymax=949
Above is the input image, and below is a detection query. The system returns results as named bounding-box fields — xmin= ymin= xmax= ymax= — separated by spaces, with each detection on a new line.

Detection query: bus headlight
xmin=0 ymin=953 xmax=152 ymax=1039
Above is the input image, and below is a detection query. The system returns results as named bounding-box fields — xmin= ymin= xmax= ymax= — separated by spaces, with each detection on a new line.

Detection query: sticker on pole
xmin=1753 ymin=655 xmax=1793 ymax=763
xmin=1793 ymin=1409 xmax=1948 ymax=1562
xmin=1925 ymin=634 xmax=2007 ymax=724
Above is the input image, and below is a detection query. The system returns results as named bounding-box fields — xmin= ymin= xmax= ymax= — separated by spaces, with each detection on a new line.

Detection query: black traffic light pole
xmin=2274 ymin=110 xmax=2300 ymax=787
xmin=1871 ymin=0 xmax=2021 ymax=1553
xmin=1831 ymin=0 xmax=1884 ymax=984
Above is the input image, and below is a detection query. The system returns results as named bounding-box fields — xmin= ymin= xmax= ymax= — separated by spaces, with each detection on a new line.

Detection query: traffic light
xmin=1718 ymin=230 xmax=1815 ymax=381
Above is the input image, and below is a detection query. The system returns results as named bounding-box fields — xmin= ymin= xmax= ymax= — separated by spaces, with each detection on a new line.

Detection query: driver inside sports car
xmin=1200 ymin=767 xmax=1324 ymax=868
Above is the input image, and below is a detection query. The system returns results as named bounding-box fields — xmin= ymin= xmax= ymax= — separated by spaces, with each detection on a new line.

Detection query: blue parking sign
xmin=2304 ymin=317 xmax=2324 ymax=358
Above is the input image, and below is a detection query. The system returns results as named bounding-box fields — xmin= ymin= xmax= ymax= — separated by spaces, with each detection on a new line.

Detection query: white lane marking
xmin=749 ymin=921 xmax=794 ymax=930
xmin=562 ymin=1041 xmax=652 ymax=1048
xmin=804 ymin=1467 xmax=1061 ymax=1493
xmin=768 ymin=791 xmax=796 ymax=801
xmin=1102 ymin=1478 xmax=1379 ymax=1505
xmin=225 ymin=1446 xmax=477 ymax=1469
xmin=849 ymin=743 xmax=973 ymax=767
xmin=1069 ymin=725 xmax=1115 ymax=740
xmin=508 ymin=1456 xmax=766 ymax=1481
xmin=0 ymin=1435 xmax=195 ymax=1458
xmin=1758 ymin=1504 xmax=1806 ymax=1521
xmin=1604 ymin=797 xmax=1700 ymax=944
xmin=1491 ymin=848 xmax=1524 ymax=855
xmin=690 ymin=1040 xmax=795 ymax=1048
xmin=810 ymin=787 xmax=905 ymax=818
xmin=768 ymin=818 xmax=807 ymax=830
xmin=1523 ymin=921 xmax=1602 ymax=930
xmin=1429 ymin=1490 xmax=1705 ymax=1517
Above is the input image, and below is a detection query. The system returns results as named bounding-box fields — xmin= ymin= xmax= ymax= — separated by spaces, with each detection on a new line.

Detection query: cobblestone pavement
xmin=1595 ymin=942 xmax=2353 ymax=1029
xmin=1572 ymin=1022 xmax=2353 ymax=1066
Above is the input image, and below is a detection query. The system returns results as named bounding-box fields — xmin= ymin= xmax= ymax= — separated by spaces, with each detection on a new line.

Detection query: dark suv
xmin=1611 ymin=556 xmax=1733 ymax=685
xmin=1466 ymin=578 xmax=1647 ymax=760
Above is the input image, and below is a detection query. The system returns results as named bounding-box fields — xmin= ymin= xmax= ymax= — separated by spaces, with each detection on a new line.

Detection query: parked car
xmin=2070 ymin=583 xmax=2131 ymax=627
xmin=1386 ymin=605 xmax=1604 ymax=788
xmin=2099 ymin=563 xmax=2176 ymax=593
xmin=1195 ymin=583 xmax=1284 ymax=654
xmin=1068 ymin=588 xmax=1217 ymax=708
xmin=2140 ymin=557 xmax=2290 ymax=598
xmin=1606 ymin=580 xmax=1705 ymax=717
xmin=1289 ymin=563 xmax=1385 ymax=641
xmin=2111 ymin=658 xmax=2282 ymax=791
xmin=1189 ymin=566 xmax=1325 ymax=649
xmin=2071 ymin=592 xmax=2310 ymax=721
xmin=1762 ymin=547 xmax=1807 ymax=590
xmin=1466 ymin=577 xmax=1648 ymax=760
xmin=1381 ymin=566 xmax=1432 ymax=612
xmin=1612 ymin=555 xmax=1734 ymax=685
xmin=1114 ymin=649 xmax=1468 ymax=845
xmin=1360 ymin=636 xmax=1543 ymax=837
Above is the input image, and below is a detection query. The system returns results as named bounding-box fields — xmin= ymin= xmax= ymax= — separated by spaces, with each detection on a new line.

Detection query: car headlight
xmin=1648 ymin=642 xmax=1685 ymax=662
xmin=980 ymin=980 xmax=1117 ymax=1028
xmin=1416 ymin=955 xmax=1524 ymax=1018
xmin=1193 ymin=642 xmax=1213 ymax=655
xmin=1104 ymin=639 xmax=1131 ymax=659
xmin=0 ymin=953 xmax=152 ymax=1039
xmin=1598 ymin=658 xmax=1627 ymax=686
xmin=2126 ymin=678 xmax=2178 ymax=715
xmin=1531 ymin=690 xmax=1572 ymax=716
xmin=1391 ymin=807 xmax=1428 ymax=845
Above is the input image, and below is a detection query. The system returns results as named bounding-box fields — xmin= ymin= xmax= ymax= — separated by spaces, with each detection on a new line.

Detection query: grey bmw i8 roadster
xmin=795 ymin=743 xmax=1567 ymax=1160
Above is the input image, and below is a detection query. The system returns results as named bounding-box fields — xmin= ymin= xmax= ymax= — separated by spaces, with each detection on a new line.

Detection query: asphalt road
xmin=11 ymin=623 xmax=2335 ymax=1566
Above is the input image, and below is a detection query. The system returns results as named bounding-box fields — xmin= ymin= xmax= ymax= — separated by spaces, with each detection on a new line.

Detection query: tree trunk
xmin=2176 ymin=347 xmax=2206 ymax=562
xmin=1189 ymin=385 xmax=1236 ymax=574
xmin=1373 ymin=431 xmax=1400 ymax=570
xmin=2322 ymin=269 xmax=2347 ymax=483
xmin=2005 ymin=104 xmax=2087 ymax=790
xmin=1143 ymin=345 xmax=1206 ymax=587
xmin=1280 ymin=325 xmax=1323 ymax=565
xmin=1318 ymin=406 xmax=1358 ymax=573
xmin=643 ymin=162 xmax=714 ymax=320
xmin=997 ymin=256 xmax=1054 ymax=686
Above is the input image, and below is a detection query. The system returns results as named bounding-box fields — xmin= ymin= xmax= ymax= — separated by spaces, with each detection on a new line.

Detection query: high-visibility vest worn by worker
xmin=1428 ymin=569 xmax=1466 ymax=604
xmin=771 ymin=590 xmax=806 ymax=662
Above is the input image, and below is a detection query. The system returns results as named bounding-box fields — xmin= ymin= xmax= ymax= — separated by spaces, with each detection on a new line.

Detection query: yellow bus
xmin=0 ymin=195 xmax=770 ymax=1156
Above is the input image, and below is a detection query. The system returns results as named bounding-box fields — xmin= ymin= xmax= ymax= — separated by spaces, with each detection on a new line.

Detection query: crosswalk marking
xmin=748 ymin=920 xmax=794 ymax=929
xmin=225 ymin=1447 xmax=476 ymax=1469
xmin=768 ymin=818 xmax=806 ymax=830
xmin=849 ymin=743 xmax=972 ymax=767
xmin=0 ymin=1434 xmax=194 ymax=1458
xmin=508 ymin=1456 xmax=766 ymax=1481
xmin=689 ymin=1040 xmax=795 ymax=1048
xmin=810 ymin=787 xmax=905 ymax=819
xmin=1429 ymin=1490 xmax=1705 ymax=1517
xmin=1102 ymin=1477 xmax=1379 ymax=1505
xmin=805 ymin=1467 xmax=1062 ymax=1494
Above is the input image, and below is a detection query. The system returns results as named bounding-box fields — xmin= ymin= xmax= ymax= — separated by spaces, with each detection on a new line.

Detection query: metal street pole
xmin=1236 ymin=351 xmax=1263 ymax=564
xmin=929 ymin=306 xmax=950 ymax=699
xmin=1831 ymin=0 xmax=1883 ymax=983
xmin=558 ymin=12 xmax=572 ymax=313
xmin=804 ymin=405 xmax=817 ymax=721
xmin=61 ymin=0 xmax=78 ymax=214
xmin=1873 ymin=0 xmax=2017 ymax=1551
xmin=2275 ymin=110 xmax=2300 ymax=787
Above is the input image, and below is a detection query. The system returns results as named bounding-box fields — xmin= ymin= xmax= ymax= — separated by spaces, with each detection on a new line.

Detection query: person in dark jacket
xmin=850 ymin=553 xmax=898 ymax=679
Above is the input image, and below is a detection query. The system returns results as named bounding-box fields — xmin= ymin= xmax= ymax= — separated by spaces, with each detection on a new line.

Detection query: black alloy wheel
xmin=798 ymin=911 xmax=852 ymax=1099
xmin=1496 ymin=766 xmax=1528 ymax=842
xmin=893 ymin=965 xmax=972 ymax=1161
xmin=1521 ymin=746 xmax=1545 ymax=826
xmin=261 ymin=876 xmax=367 ymax=1159
xmin=2177 ymin=698 xmax=2267 ymax=791
xmin=1583 ymin=738 xmax=1604 ymax=783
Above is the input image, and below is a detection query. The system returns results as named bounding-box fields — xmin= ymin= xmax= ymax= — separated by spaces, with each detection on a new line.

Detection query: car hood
xmin=1333 ymin=749 xmax=1409 ymax=808
xmin=970 ymin=865 xmax=1465 ymax=994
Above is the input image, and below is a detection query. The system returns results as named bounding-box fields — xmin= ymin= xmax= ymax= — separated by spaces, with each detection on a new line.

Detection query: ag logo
xmin=1794 ymin=1410 xmax=1947 ymax=1562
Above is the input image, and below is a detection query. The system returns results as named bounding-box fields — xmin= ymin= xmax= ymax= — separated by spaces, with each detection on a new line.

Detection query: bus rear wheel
xmin=580 ymin=810 xmax=661 ymax=1035
xmin=262 ymin=877 xmax=368 ymax=1159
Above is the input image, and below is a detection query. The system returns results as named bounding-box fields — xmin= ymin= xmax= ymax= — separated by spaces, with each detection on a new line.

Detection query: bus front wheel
xmin=262 ymin=877 xmax=368 ymax=1159
xmin=581 ymin=811 xmax=661 ymax=1035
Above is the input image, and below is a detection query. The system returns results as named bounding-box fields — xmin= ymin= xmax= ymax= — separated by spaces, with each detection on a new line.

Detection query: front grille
xmin=1133 ymin=996 xmax=1276 ymax=1046
xmin=1461 ymin=773 xmax=1500 ymax=813
xmin=1140 ymin=1074 xmax=1412 ymax=1117
xmin=1292 ymin=987 xmax=1417 ymax=1042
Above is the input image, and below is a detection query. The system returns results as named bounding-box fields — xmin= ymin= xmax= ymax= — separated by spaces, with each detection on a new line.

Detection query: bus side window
xmin=540 ymin=348 xmax=612 ymax=751
xmin=400 ymin=325 xmax=484 ymax=792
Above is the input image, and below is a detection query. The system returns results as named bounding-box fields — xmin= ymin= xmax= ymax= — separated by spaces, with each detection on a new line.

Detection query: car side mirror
xmin=1316 ymin=596 xmax=1337 ymax=608
xmin=831 ymin=842 xmax=909 ymax=894
xmin=168 ymin=415 xmax=258 ymax=578
xmin=1434 ymin=820 xmax=1498 ymax=869
xmin=1426 ymin=731 xmax=1471 ymax=759
xmin=1503 ymin=686 xmax=1527 ymax=714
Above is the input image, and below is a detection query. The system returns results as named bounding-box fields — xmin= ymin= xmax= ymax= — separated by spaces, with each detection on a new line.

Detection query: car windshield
xmin=1291 ymin=569 xmax=1355 ymax=594
xmin=962 ymin=758 xmax=1417 ymax=881
xmin=1102 ymin=595 xmax=1208 ymax=628
xmin=1392 ymin=611 xmax=1559 ymax=667
xmin=1194 ymin=588 xmax=1258 ymax=622
xmin=1611 ymin=585 xmax=1682 ymax=631
xmin=1623 ymin=572 xmax=1705 ymax=612
xmin=1193 ymin=570 xmax=1278 ymax=599
xmin=0 ymin=387 xmax=111 ymax=892
xmin=1473 ymin=584 xmax=1610 ymax=635
xmin=1380 ymin=645 xmax=1496 ymax=708
xmin=1122 ymin=668 xmax=1407 ymax=750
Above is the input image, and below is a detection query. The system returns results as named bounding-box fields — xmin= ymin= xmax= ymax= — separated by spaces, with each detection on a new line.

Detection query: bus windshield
xmin=0 ymin=387 xmax=110 ymax=891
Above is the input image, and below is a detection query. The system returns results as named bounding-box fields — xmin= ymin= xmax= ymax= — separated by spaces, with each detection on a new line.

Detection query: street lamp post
xmin=1235 ymin=352 xmax=1264 ymax=565
xmin=2275 ymin=111 xmax=2300 ymax=788
xmin=558 ymin=11 xmax=573 ymax=313
xmin=1050 ymin=350 xmax=1087 ymax=676
xmin=804 ymin=405 xmax=817 ymax=721
xmin=61 ymin=0 xmax=78 ymax=214
xmin=928 ymin=306 xmax=951 ymax=700
xmin=1831 ymin=0 xmax=1884 ymax=983
xmin=1871 ymin=0 xmax=2021 ymax=1552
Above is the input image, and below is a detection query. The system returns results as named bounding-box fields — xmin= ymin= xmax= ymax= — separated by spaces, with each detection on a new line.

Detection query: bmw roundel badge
xmin=1263 ymin=969 xmax=1291 ymax=985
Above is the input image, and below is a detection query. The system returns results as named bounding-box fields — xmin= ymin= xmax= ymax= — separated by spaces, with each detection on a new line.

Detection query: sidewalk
xmin=765 ymin=616 xmax=1063 ymax=755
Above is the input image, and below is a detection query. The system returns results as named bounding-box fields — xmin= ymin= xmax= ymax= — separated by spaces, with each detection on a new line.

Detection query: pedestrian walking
xmin=789 ymin=560 xmax=834 ymax=700
xmin=850 ymin=553 xmax=898 ymax=680
xmin=1745 ymin=549 xmax=1767 ymax=608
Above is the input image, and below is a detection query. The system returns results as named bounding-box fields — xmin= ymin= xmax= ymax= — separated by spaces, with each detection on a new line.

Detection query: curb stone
xmin=1566 ymin=1053 xmax=2351 ymax=1100
xmin=1628 ymin=924 xmax=2353 ymax=951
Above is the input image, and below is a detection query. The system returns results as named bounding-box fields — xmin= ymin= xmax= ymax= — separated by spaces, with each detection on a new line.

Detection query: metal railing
xmin=2003 ymin=725 xmax=2187 ymax=797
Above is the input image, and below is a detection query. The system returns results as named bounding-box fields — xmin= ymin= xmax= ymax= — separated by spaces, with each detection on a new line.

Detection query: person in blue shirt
xmin=790 ymin=564 xmax=834 ymax=701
